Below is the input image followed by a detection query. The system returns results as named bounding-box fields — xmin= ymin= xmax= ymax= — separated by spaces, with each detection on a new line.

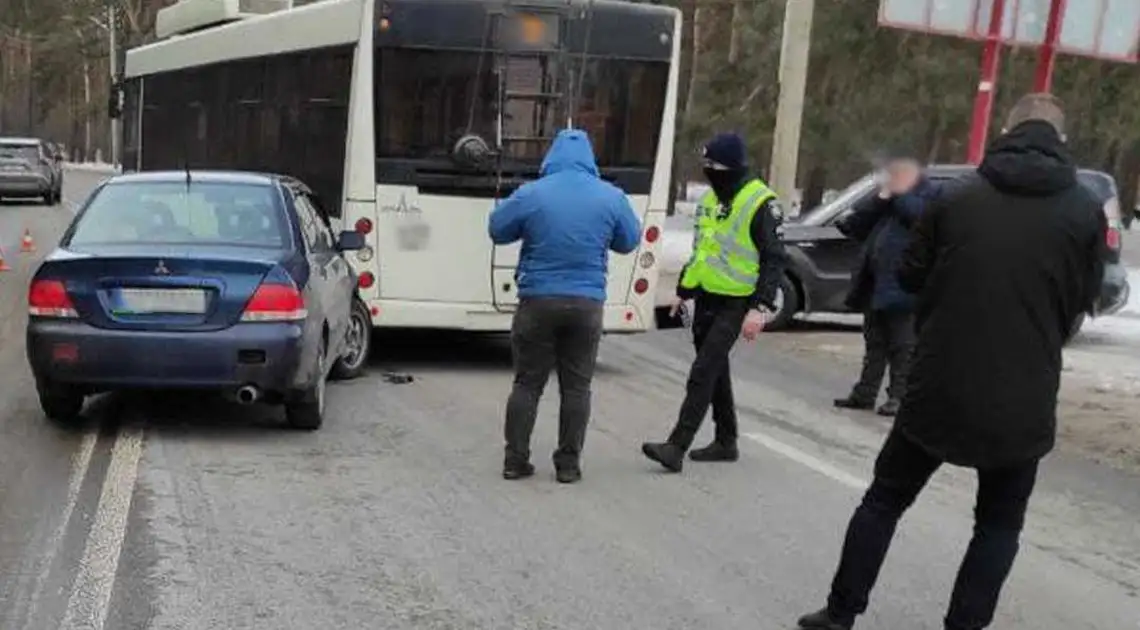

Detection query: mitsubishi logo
xmin=380 ymin=193 xmax=422 ymax=216
xmin=154 ymin=260 xmax=171 ymax=275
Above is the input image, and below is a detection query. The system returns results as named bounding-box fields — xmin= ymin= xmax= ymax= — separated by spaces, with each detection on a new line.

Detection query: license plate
xmin=115 ymin=288 xmax=207 ymax=314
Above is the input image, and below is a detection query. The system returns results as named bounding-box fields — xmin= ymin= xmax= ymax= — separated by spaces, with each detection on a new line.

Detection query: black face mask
xmin=703 ymin=168 xmax=746 ymax=207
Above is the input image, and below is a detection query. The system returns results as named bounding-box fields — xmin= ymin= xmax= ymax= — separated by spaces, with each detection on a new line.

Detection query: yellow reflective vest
xmin=679 ymin=179 xmax=777 ymax=297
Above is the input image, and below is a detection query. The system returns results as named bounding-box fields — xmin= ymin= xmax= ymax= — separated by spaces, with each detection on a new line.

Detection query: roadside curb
xmin=63 ymin=162 xmax=119 ymax=175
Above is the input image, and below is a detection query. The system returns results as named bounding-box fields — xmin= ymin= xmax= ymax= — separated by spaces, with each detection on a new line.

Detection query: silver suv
xmin=0 ymin=137 xmax=62 ymax=205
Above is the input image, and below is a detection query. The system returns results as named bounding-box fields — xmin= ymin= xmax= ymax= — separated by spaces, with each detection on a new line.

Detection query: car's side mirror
xmin=336 ymin=230 xmax=365 ymax=251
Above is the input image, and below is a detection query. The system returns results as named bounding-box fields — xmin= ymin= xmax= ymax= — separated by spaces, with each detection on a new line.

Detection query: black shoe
xmin=833 ymin=396 xmax=875 ymax=411
xmin=503 ymin=461 xmax=535 ymax=480
xmin=797 ymin=607 xmax=853 ymax=630
xmin=876 ymin=399 xmax=900 ymax=416
xmin=555 ymin=468 xmax=582 ymax=484
xmin=689 ymin=441 xmax=739 ymax=462
xmin=641 ymin=442 xmax=684 ymax=472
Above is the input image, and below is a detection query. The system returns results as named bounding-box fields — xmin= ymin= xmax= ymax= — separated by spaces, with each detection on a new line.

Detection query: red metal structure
xmin=878 ymin=0 xmax=1139 ymax=163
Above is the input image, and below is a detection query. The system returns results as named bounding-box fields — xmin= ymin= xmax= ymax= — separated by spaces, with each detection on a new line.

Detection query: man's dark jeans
xmin=851 ymin=309 xmax=915 ymax=403
xmin=504 ymin=296 xmax=603 ymax=472
xmin=667 ymin=295 xmax=749 ymax=450
xmin=826 ymin=429 xmax=1039 ymax=630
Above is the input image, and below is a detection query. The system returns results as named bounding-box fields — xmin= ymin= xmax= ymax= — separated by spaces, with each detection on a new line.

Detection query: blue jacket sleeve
xmin=609 ymin=193 xmax=642 ymax=254
xmin=488 ymin=188 xmax=531 ymax=245
xmin=888 ymin=191 xmax=929 ymax=228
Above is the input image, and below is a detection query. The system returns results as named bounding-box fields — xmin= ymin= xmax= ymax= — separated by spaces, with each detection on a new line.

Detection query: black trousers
xmin=851 ymin=309 xmax=916 ymax=403
xmin=826 ymin=429 xmax=1039 ymax=630
xmin=503 ymin=296 xmax=603 ymax=471
xmin=667 ymin=295 xmax=749 ymax=450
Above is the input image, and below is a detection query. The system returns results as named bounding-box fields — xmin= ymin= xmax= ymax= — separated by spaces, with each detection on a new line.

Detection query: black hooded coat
xmin=894 ymin=121 xmax=1108 ymax=469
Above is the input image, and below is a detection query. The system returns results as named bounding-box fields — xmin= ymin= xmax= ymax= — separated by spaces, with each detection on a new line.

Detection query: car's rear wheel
xmin=42 ymin=191 xmax=53 ymax=205
xmin=331 ymin=299 xmax=371 ymax=380
xmin=286 ymin=339 xmax=327 ymax=431
xmin=763 ymin=274 xmax=801 ymax=331
xmin=37 ymin=382 xmax=84 ymax=423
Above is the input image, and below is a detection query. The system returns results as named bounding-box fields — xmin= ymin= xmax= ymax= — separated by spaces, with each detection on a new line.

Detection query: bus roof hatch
xmin=155 ymin=0 xmax=294 ymax=40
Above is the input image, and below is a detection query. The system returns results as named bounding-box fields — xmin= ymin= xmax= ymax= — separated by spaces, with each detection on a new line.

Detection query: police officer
xmin=642 ymin=133 xmax=789 ymax=473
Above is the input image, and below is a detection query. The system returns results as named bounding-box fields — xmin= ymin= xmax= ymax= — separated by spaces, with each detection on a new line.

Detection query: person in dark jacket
xmin=833 ymin=157 xmax=937 ymax=417
xmin=640 ymin=132 xmax=789 ymax=473
xmin=797 ymin=94 xmax=1107 ymax=630
xmin=489 ymin=129 xmax=642 ymax=484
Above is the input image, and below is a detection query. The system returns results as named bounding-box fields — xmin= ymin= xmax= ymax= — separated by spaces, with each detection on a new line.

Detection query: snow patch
xmin=63 ymin=161 xmax=119 ymax=174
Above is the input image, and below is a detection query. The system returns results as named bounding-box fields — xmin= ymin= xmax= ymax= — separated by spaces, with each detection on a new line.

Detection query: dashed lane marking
xmin=59 ymin=428 xmax=144 ymax=630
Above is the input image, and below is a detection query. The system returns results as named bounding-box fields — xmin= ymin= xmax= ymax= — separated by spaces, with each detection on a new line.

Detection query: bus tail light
xmin=355 ymin=218 xmax=374 ymax=235
xmin=644 ymin=225 xmax=660 ymax=243
xmin=633 ymin=278 xmax=649 ymax=294
xmin=639 ymin=252 xmax=655 ymax=269
xmin=359 ymin=271 xmax=376 ymax=289
xmin=28 ymin=279 xmax=78 ymax=318
xmin=241 ymin=281 xmax=307 ymax=322
xmin=357 ymin=246 xmax=375 ymax=263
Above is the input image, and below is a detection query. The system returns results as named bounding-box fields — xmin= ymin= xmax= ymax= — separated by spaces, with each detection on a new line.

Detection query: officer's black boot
xmin=502 ymin=460 xmax=535 ymax=480
xmin=689 ymin=441 xmax=739 ymax=462
xmin=797 ymin=607 xmax=853 ymax=630
xmin=833 ymin=396 xmax=875 ymax=411
xmin=641 ymin=442 xmax=684 ymax=473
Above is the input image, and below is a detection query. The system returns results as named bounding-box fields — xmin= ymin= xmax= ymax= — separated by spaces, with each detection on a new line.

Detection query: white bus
xmin=118 ymin=0 xmax=680 ymax=332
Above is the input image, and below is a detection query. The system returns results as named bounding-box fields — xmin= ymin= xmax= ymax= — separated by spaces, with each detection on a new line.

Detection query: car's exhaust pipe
xmin=235 ymin=385 xmax=260 ymax=405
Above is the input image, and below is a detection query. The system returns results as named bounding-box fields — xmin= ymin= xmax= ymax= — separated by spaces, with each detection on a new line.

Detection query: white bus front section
xmin=357 ymin=190 xmax=662 ymax=332
xmin=340 ymin=0 xmax=680 ymax=332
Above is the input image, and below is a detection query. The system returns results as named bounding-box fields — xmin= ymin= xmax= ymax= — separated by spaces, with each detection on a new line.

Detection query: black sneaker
xmin=689 ymin=441 xmax=739 ymax=462
xmin=876 ymin=399 xmax=900 ymax=416
xmin=833 ymin=397 xmax=875 ymax=411
xmin=797 ymin=607 xmax=853 ymax=630
xmin=641 ymin=442 xmax=684 ymax=472
xmin=555 ymin=468 xmax=582 ymax=484
xmin=503 ymin=461 xmax=535 ymax=480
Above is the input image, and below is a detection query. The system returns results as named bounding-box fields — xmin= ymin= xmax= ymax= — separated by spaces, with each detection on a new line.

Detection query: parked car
xmin=0 ymin=137 xmax=63 ymax=204
xmin=775 ymin=164 xmax=1128 ymax=334
xmin=25 ymin=171 xmax=372 ymax=430
xmin=657 ymin=165 xmax=1129 ymax=335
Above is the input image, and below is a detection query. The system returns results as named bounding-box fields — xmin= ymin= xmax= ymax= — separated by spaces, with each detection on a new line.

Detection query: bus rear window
xmin=374 ymin=48 xmax=667 ymax=170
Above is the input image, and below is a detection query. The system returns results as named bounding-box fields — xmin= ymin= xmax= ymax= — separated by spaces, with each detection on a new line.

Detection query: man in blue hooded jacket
xmin=488 ymin=129 xmax=641 ymax=484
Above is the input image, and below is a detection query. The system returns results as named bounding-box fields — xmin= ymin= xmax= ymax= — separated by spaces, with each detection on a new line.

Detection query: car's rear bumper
xmin=27 ymin=319 xmax=306 ymax=395
xmin=0 ymin=175 xmax=50 ymax=196
xmin=1096 ymin=262 xmax=1130 ymax=316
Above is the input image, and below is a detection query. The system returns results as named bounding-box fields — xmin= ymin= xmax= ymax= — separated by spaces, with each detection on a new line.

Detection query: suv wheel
xmin=763 ymin=275 xmax=801 ymax=331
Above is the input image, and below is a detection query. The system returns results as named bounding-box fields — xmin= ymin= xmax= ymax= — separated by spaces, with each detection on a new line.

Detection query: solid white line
xmin=743 ymin=431 xmax=867 ymax=490
xmin=25 ymin=431 xmax=99 ymax=618
xmin=59 ymin=428 xmax=145 ymax=630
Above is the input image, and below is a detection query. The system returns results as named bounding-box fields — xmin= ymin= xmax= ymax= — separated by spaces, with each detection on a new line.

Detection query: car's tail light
xmin=644 ymin=225 xmax=660 ymax=243
xmin=28 ymin=279 xmax=78 ymax=318
xmin=241 ymin=281 xmax=306 ymax=322
xmin=633 ymin=278 xmax=649 ymax=294
xmin=355 ymin=218 xmax=373 ymax=235
xmin=358 ymin=271 xmax=375 ymax=289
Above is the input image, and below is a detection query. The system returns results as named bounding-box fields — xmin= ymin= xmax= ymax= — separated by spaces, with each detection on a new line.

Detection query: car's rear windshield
xmin=68 ymin=181 xmax=289 ymax=249
xmin=1077 ymin=171 xmax=1117 ymax=202
xmin=0 ymin=143 xmax=39 ymax=160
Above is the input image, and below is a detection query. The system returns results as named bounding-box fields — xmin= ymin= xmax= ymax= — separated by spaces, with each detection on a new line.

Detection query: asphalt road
xmin=1 ymin=168 xmax=1138 ymax=630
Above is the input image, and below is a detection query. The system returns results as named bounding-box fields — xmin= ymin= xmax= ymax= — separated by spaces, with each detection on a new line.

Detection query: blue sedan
xmin=25 ymin=171 xmax=372 ymax=430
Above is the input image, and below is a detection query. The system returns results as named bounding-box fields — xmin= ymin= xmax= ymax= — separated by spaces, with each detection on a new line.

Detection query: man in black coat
xmin=797 ymin=93 xmax=1107 ymax=630
xmin=833 ymin=157 xmax=937 ymax=416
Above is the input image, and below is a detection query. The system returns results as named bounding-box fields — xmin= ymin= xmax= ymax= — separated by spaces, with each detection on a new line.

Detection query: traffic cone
xmin=0 ymin=246 xmax=10 ymax=272
xmin=19 ymin=229 xmax=34 ymax=253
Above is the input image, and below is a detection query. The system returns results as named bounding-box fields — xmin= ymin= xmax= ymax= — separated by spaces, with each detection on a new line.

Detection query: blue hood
xmin=540 ymin=129 xmax=599 ymax=177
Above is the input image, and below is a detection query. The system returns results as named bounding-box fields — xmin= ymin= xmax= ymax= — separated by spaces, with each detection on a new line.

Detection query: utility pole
xmin=108 ymin=4 xmax=120 ymax=166
xmin=768 ymin=0 xmax=814 ymax=209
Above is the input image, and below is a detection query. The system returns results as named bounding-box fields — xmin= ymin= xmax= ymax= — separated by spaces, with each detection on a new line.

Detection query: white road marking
xmin=25 ymin=431 xmax=98 ymax=618
xmin=743 ymin=431 xmax=867 ymax=490
xmin=60 ymin=428 xmax=145 ymax=630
